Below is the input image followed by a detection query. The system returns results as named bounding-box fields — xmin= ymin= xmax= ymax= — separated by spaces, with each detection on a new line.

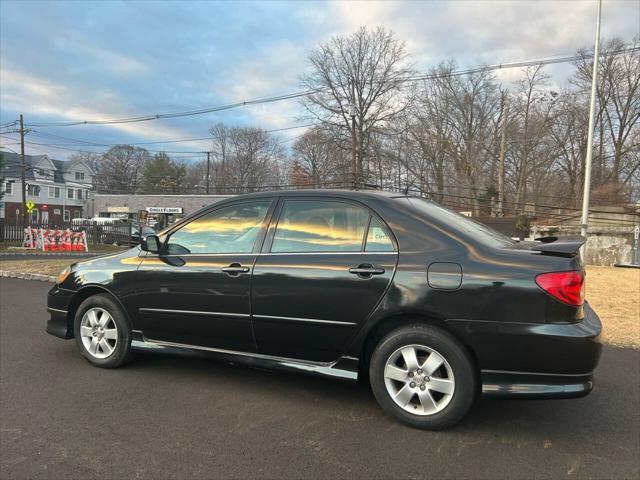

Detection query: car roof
xmin=223 ymin=189 xmax=408 ymax=201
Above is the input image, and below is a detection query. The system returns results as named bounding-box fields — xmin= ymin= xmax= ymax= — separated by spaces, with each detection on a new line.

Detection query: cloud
xmin=0 ymin=68 xmax=209 ymax=153
xmin=63 ymin=42 xmax=149 ymax=76
xmin=1 ymin=0 xmax=638 ymax=160
xmin=328 ymin=0 xmax=639 ymax=68
xmin=221 ymin=41 xmax=310 ymax=130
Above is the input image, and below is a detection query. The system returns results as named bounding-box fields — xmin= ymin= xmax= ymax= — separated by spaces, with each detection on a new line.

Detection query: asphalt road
xmin=1 ymin=277 xmax=638 ymax=479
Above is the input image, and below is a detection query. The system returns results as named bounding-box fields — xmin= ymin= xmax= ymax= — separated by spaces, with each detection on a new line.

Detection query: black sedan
xmin=46 ymin=190 xmax=602 ymax=429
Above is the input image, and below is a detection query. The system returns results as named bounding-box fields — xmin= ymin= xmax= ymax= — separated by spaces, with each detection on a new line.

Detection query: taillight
xmin=535 ymin=271 xmax=585 ymax=306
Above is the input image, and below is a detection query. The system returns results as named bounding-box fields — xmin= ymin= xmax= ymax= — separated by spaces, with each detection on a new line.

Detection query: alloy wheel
xmin=79 ymin=307 xmax=118 ymax=359
xmin=383 ymin=344 xmax=455 ymax=415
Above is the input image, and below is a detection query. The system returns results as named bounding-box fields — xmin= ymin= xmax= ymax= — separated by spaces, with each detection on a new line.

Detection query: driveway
xmin=1 ymin=277 xmax=638 ymax=479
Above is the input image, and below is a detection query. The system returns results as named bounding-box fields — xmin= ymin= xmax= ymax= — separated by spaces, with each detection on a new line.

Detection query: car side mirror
xmin=141 ymin=234 xmax=160 ymax=254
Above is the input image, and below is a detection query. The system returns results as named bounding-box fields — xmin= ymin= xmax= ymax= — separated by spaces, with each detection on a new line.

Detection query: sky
xmin=1 ymin=0 xmax=638 ymax=161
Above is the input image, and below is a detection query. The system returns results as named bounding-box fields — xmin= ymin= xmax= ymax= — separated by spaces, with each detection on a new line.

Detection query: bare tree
xmin=95 ymin=145 xmax=150 ymax=193
xmin=208 ymin=124 xmax=284 ymax=193
xmin=573 ymin=37 xmax=640 ymax=190
xmin=509 ymin=65 xmax=558 ymax=213
xmin=301 ymin=26 xmax=416 ymax=183
xmin=291 ymin=127 xmax=343 ymax=187
xmin=402 ymin=62 xmax=459 ymax=201
xmin=549 ymin=92 xmax=589 ymax=206
xmin=443 ymin=65 xmax=501 ymax=214
xmin=209 ymin=123 xmax=231 ymax=194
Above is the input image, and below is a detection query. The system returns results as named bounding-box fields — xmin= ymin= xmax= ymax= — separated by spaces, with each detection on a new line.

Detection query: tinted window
xmin=166 ymin=202 xmax=270 ymax=254
xmin=406 ymin=198 xmax=514 ymax=247
xmin=365 ymin=217 xmax=395 ymax=252
xmin=272 ymin=200 xmax=369 ymax=253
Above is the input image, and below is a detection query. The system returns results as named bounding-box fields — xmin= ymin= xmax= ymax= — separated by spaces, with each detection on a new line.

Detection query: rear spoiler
xmin=531 ymin=236 xmax=586 ymax=257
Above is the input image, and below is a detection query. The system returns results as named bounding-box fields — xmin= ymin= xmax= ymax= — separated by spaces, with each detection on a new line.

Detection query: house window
xmin=67 ymin=189 xmax=74 ymax=200
xmin=48 ymin=186 xmax=61 ymax=198
xmin=63 ymin=209 xmax=70 ymax=222
xmin=27 ymin=185 xmax=41 ymax=196
xmin=3 ymin=181 xmax=12 ymax=195
xmin=75 ymin=172 xmax=85 ymax=181
xmin=84 ymin=190 xmax=89 ymax=200
xmin=77 ymin=189 xmax=83 ymax=200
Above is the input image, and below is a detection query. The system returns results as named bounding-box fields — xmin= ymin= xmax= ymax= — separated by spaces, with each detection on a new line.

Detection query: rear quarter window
xmin=405 ymin=197 xmax=515 ymax=248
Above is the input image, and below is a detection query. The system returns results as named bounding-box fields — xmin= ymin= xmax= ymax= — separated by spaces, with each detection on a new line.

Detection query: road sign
xmin=25 ymin=200 xmax=36 ymax=213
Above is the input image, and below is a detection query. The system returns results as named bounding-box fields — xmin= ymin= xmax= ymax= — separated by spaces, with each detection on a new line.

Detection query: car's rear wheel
xmin=73 ymin=294 xmax=132 ymax=368
xmin=369 ymin=324 xmax=476 ymax=430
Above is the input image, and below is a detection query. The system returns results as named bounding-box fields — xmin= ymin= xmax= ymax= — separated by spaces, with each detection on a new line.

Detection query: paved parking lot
xmin=1 ymin=277 xmax=638 ymax=479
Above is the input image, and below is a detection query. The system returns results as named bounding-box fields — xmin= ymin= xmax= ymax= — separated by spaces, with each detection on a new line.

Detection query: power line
xmin=0 ymin=131 xmax=305 ymax=157
xmin=24 ymin=47 xmax=639 ymax=128
xmin=28 ymin=123 xmax=318 ymax=148
xmin=26 ymin=90 xmax=319 ymax=127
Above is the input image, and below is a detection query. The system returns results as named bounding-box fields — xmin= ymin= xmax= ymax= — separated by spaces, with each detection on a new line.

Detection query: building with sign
xmin=0 ymin=152 xmax=94 ymax=224
xmin=88 ymin=194 xmax=231 ymax=228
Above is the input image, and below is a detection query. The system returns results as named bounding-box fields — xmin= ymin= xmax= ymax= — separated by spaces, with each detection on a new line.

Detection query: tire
xmin=369 ymin=324 xmax=476 ymax=430
xmin=73 ymin=294 xmax=133 ymax=368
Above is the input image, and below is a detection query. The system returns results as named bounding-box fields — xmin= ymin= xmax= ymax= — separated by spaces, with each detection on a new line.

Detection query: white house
xmin=1 ymin=152 xmax=94 ymax=224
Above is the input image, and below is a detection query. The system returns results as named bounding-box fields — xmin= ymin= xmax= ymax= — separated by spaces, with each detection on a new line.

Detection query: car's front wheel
xmin=369 ymin=324 xmax=476 ymax=430
xmin=73 ymin=294 xmax=132 ymax=368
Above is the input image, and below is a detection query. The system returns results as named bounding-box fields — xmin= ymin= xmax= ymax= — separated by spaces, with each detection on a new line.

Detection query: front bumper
xmin=46 ymin=285 xmax=75 ymax=339
xmin=446 ymin=301 xmax=603 ymax=399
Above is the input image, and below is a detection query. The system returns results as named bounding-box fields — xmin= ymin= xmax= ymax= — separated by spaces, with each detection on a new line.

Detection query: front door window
xmin=166 ymin=201 xmax=271 ymax=255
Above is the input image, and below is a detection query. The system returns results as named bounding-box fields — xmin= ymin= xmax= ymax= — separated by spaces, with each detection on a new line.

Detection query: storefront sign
xmin=108 ymin=206 xmax=130 ymax=213
xmin=146 ymin=207 xmax=183 ymax=214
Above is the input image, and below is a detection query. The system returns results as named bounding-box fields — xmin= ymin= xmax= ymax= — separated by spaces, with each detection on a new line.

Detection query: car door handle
xmin=349 ymin=265 xmax=385 ymax=276
xmin=222 ymin=263 xmax=250 ymax=275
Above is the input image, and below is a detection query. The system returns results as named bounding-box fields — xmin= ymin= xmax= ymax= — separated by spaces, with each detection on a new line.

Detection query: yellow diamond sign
xmin=25 ymin=200 xmax=36 ymax=213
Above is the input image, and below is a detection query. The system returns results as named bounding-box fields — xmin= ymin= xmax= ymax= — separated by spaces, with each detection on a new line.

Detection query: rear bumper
xmin=480 ymin=370 xmax=594 ymax=399
xmin=447 ymin=301 xmax=602 ymax=399
xmin=46 ymin=285 xmax=74 ymax=339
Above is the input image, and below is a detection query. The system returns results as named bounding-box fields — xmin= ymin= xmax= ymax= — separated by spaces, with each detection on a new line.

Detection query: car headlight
xmin=57 ymin=266 xmax=71 ymax=284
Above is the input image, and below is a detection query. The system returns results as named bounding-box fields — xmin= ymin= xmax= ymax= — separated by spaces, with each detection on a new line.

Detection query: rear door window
xmin=271 ymin=200 xmax=369 ymax=253
xmin=365 ymin=217 xmax=395 ymax=252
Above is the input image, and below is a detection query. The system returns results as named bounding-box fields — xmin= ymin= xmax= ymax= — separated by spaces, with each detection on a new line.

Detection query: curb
xmin=0 ymin=270 xmax=56 ymax=283
xmin=0 ymin=252 xmax=94 ymax=257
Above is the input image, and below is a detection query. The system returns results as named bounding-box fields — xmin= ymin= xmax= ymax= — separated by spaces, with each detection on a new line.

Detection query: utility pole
xmin=350 ymin=84 xmax=357 ymax=189
xmin=205 ymin=151 xmax=211 ymax=194
xmin=497 ymin=99 xmax=508 ymax=217
xmin=19 ymin=114 xmax=27 ymax=226
xmin=580 ymin=0 xmax=602 ymax=257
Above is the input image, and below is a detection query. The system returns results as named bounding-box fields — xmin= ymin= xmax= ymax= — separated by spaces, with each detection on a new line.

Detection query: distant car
xmin=46 ymin=190 xmax=602 ymax=429
xmin=103 ymin=223 xmax=156 ymax=246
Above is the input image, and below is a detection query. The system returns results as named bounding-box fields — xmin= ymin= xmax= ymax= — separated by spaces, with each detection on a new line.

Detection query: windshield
xmin=405 ymin=197 xmax=515 ymax=248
